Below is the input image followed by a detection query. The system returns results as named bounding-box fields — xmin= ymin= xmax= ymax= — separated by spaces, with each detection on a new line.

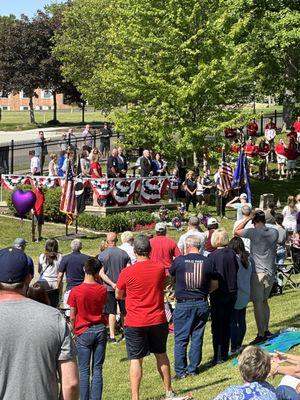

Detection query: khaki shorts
xmin=251 ymin=272 xmax=274 ymax=302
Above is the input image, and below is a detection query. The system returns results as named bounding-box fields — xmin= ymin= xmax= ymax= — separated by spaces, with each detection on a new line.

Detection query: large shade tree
xmin=55 ymin=0 xmax=300 ymax=156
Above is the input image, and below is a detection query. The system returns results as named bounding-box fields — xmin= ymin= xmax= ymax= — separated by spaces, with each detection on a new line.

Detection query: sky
xmin=0 ymin=0 xmax=62 ymax=18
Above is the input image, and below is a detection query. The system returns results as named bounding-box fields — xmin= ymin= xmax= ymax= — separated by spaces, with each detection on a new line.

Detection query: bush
xmin=7 ymin=185 xmax=64 ymax=223
xmin=7 ymin=184 xmax=35 ymax=219
xmin=44 ymin=187 xmax=65 ymax=223
xmin=78 ymin=210 xmax=158 ymax=233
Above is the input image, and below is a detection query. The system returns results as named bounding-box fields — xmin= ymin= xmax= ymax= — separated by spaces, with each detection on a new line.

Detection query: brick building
xmin=0 ymin=89 xmax=71 ymax=111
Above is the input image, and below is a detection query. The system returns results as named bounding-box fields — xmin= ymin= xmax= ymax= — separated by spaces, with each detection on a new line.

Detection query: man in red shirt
xmin=246 ymin=119 xmax=258 ymax=137
xmin=150 ymin=222 xmax=181 ymax=304
xmin=293 ymin=116 xmax=300 ymax=133
xmin=275 ymin=139 xmax=287 ymax=179
xmin=257 ymin=139 xmax=270 ymax=180
xmin=244 ymin=139 xmax=257 ymax=176
xmin=116 ymin=236 xmax=177 ymax=400
xmin=32 ymin=181 xmax=45 ymax=242
xmin=150 ymin=223 xmax=181 ymax=272
xmin=68 ymin=257 xmax=107 ymax=400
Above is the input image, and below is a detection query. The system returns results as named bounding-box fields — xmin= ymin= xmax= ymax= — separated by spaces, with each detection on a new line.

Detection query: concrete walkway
xmin=0 ymin=126 xmax=74 ymax=144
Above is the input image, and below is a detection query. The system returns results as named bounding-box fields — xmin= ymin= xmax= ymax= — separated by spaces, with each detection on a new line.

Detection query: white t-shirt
xmin=196 ymin=182 xmax=204 ymax=196
xmin=233 ymin=219 xmax=253 ymax=252
xmin=232 ymin=202 xmax=252 ymax=221
xmin=178 ymin=229 xmax=206 ymax=254
xmin=31 ymin=156 xmax=41 ymax=174
xmin=282 ymin=206 xmax=297 ymax=232
xmin=118 ymin=243 xmax=136 ymax=264
xmin=38 ymin=253 xmax=62 ymax=283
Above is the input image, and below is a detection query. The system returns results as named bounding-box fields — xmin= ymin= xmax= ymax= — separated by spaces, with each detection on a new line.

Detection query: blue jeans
xmin=173 ymin=299 xmax=209 ymax=376
xmin=277 ymin=385 xmax=300 ymax=400
xmin=230 ymin=308 xmax=246 ymax=351
xmin=77 ymin=324 xmax=107 ymax=400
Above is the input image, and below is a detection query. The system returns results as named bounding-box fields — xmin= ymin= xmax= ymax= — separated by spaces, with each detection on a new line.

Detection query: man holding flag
xmin=60 ymin=149 xmax=77 ymax=225
xmin=214 ymin=149 xmax=233 ymax=220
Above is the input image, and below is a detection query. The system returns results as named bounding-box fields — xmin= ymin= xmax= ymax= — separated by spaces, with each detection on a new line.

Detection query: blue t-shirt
xmin=58 ymin=251 xmax=90 ymax=290
xmin=213 ymin=381 xmax=277 ymax=400
xmin=208 ymin=248 xmax=238 ymax=296
xmin=169 ymin=253 xmax=215 ymax=300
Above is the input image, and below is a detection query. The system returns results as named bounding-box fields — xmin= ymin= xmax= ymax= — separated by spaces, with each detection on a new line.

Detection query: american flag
xmin=219 ymin=149 xmax=233 ymax=195
xmin=60 ymin=158 xmax=77 ymax=224
xmin=185 ymin=260 xmax=204 ymax=290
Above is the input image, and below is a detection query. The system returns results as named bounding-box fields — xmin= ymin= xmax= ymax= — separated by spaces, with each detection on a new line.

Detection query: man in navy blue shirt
xmin=57 ymin=239 xmax=90 ymax=315
xmin=169 ymin=235 xmax=218 ymax=379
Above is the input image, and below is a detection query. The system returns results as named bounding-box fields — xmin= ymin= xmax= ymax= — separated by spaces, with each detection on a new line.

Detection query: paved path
xmin=0 ymin=126 xmax=74 ymax=144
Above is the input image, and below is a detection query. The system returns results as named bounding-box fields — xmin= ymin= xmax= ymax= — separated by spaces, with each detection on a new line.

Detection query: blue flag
xmin=232 ymin=151 xmax=252 ymax=202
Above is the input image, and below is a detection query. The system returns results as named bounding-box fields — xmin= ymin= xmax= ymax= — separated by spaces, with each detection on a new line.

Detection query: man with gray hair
xmin=177 ymin=216 xmax=206 ymax=254
xmin=57 ymin=239 xmax=90 ymax=315
xmin=13 ymin=237 xmax=34 ymax=280
xmin=116 ymin=235 xmax=178 ymax=400
xmin=0 ymin=247 xmax=79 ymax=400
xmin=233 ymin=205 xmax=253 ymax=252
xmin=169 ymin=235 xmax=218 ymax=379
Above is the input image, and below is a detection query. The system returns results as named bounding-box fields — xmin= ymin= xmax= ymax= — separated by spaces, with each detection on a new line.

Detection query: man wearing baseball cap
xmin=150 ymin=222 xmax=181 ymax=273
xmin=226 ymin=193 xmax=252 ymax=221
xmin=13 ymin=237 xmax=34 ymax=280
xmin=0 ymin=247 xmax=79 ymax=400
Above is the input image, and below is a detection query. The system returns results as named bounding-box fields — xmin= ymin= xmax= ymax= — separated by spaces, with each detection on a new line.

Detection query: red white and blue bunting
xmin=1 ymin=175 xmax=170 ymax=206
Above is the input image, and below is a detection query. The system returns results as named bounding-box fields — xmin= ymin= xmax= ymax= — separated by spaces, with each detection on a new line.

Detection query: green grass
xmin=0 ymin=110 xmax=110 ymax=131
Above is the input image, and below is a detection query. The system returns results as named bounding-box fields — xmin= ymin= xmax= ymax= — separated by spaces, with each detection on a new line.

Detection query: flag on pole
xmin=219 ymin=149 xmax=233 ymax=195
xmin=60 ymin=157 xmax=77 ymax=224
xmin=232 ymin=150 xmax=252 ymax=202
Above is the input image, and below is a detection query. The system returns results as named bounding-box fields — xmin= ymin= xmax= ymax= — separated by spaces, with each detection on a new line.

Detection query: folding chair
xmin=276 ymin=262 xmax=299 ymax=291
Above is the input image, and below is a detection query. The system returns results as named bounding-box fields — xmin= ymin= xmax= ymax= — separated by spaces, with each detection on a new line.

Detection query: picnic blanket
xmin=232 ymin=329 xmax=300 ymax=366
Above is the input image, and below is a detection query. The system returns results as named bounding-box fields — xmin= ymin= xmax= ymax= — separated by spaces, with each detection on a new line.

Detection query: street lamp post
xmin=253 ymin=81 xmax=257 ymax=114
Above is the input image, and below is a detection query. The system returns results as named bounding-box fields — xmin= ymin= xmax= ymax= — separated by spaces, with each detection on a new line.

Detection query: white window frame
xmin=1 ymin=106 xmax=10 ymax=111
xmin=41 ymin=89 xmax=52 ymax=99
xmin=20 ymin=106 xmax=29 ymax=111
xmin=19 ymin=90 xmax=30 ymax=99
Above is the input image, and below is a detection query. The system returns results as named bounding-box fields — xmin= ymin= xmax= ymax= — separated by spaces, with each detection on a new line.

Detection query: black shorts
xmin=33 ymin=214 xmax=44 ymax=225
xmin=105 ymin=291 xmax=126 ymax=315
xmin=124 ymin=322 xmax=169 ymax=360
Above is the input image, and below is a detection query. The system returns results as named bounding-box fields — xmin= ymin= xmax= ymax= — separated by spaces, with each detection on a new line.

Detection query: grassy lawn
xmin=0 ymin=110 xmax=110 ymax=131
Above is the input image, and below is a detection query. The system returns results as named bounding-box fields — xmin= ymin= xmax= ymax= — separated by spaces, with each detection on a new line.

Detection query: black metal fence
xmin=0 ymin=126 xmax=126 ymax=175
xmin=0 ymin=110 xmax=285 ymax=175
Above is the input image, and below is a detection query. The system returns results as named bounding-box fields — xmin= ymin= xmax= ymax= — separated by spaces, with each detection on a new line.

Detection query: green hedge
xmin=7 ymin=185 xmax=65 ymax=223
xmin=6 ymin=185 xmax=210 ymax=232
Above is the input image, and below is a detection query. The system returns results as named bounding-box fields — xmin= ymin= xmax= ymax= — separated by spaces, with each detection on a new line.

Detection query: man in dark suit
xmin=140 ymin=149 xmax=153 ymax=177
xmin=117 ymin=147 xmax=128 ymax=178
xmin=107 ymin=148 xmax=120 ymax=178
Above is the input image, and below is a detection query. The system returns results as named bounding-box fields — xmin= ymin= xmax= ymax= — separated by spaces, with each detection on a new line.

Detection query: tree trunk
xmin=29 ymin=96 xmax=35 ymax=124
xmin=282 ymin=89 xmax=296 ymax=128
xmin=52 ymin=90 xmax=58 ymax=122
xmin=81 ymin=101 xmax=86 ymax=123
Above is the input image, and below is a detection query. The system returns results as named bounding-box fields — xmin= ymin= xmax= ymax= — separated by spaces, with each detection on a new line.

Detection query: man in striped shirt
xmin=169 ymin=235 xmax=218 ymax=379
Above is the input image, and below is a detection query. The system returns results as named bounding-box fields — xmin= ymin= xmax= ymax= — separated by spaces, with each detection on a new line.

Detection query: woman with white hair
xmin=118 ymin=231 xmax=136 ymax=264
xmin=214 ymin=346 xmax=276 ymax=399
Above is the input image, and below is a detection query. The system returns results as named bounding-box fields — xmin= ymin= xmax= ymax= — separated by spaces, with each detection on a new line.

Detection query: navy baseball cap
xmin=0 ymin=247 xmax=30 ymax=283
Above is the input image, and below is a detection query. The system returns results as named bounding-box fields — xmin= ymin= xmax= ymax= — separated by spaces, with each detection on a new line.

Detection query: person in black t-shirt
xmin=208 ymin=228 xmax=239 ymax=365
xmin=169 ymin=235 xmax=218 ymax=379
xmin=183 ymin=170 xmax=197 ymax=211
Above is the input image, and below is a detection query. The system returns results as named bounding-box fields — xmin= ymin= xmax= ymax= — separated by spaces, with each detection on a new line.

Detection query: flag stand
xmin=65 ymin=216 xmax=69 ymax=236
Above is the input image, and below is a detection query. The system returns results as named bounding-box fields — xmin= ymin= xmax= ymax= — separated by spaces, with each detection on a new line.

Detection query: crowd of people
xmin=225 ymin=117 xmax=300 ymax=181
xmin=2 ymin=189 xmax=300 ymax=399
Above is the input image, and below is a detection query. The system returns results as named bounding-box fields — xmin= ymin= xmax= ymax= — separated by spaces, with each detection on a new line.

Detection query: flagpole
xmin=65 ymin=147 xmax=71 ymax=237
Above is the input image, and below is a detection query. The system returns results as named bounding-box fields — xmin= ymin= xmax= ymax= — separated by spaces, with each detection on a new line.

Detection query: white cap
xmin=155 ymin=222 xmax=167 ymax=232
xmin=239 ymin=193 xmax=247 ymax=199
xmin=207 ymin=217 xmax=218 ymax=226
